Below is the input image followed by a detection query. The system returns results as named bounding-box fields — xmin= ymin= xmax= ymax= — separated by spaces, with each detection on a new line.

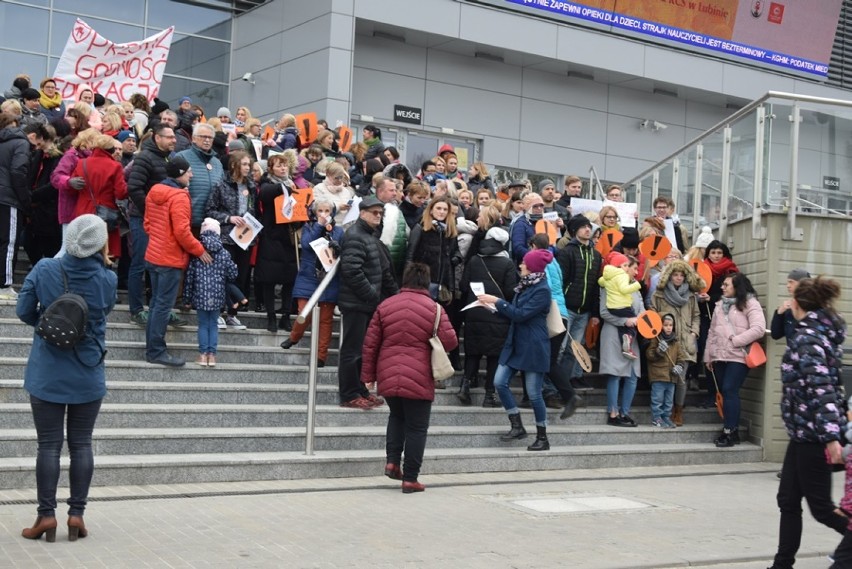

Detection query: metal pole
xmin=752 ymin=106 xmax=767 ymax=240
xmin=784 ymin=103 xmax=804 ymax=241
xmin=719 ymin=126 xmax=732 ymax=243
xmin=692 ymin=144 xmax=703 ymax=238
xmin=297 ymin=262 xmax=338 ymax=324
xmin=304 ymin=303 xmax=320 ymax=456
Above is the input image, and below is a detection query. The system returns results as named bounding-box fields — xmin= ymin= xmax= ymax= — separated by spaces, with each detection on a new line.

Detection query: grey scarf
xmin=721 ymin=295 xmax=738 ymax=315
xmin=663 ymin=281 xmax=691 ymax=308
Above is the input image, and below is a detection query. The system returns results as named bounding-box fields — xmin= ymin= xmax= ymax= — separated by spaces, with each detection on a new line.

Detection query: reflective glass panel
xmin=157 ymin=77 xmax=227 ymax=116
xmin=53 ymin=0 xmax=144 ymax=23
xmin=165 ymin=34 xmax=230 ymax=83
xmin=147 ymin=0 xmax=231 ymax=39
xmin=0 ymin=51 xmax=48 ymax=90
xmin=0 ymin=4 xmax=49 ymax=52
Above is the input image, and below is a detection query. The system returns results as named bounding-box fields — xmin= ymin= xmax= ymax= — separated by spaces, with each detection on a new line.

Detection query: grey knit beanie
xmin=65 ymin=214 xmax=108 ymax=258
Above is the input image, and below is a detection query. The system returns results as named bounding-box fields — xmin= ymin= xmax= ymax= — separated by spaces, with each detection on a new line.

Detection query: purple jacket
xmin=50 ymin=147 xmax=90 ymax=224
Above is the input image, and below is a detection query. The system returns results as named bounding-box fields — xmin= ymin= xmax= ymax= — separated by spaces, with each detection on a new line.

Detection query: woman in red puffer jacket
xmin=361 ymin=262 xmax=457 ymax=494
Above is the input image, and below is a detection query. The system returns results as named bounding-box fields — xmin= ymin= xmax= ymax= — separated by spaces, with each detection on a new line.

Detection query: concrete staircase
xmin=0 ymin=299 xmax=762 ymax=489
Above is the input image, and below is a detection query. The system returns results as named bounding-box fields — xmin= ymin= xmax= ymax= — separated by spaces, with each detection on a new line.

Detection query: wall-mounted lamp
xmin=639 ymin=119 xmax=667 ymax=131
xmin=242 ymin=72 xmax=255 ymax=85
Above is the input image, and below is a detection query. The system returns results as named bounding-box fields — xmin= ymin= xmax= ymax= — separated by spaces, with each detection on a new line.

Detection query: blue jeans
xmin=606 ymin=370 xmax=638 ymax=416
xmin=29 ymin=395 xmax=102 ymax=517
xmin=128 ymin=216 xmax=149 ymax=315
xmin=145 ymin=263 xmax=182 ymax=361
xmin=715 ymin=361 xmax=749 ymax=430
xmin=560 ymin=309 xmax=590 ymax=378
xmin=650 ymin=382 xmax=675 ymax=420
xmin=197 ymin=309 xmax=219 ymax=354
xmin=494 ymin=364 xmax=547 ymax=426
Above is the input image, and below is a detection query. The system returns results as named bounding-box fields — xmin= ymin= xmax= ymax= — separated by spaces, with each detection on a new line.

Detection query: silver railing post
xmin=752 ymin=106 xmax=767 ymax=240
xmin=784 ymin=103 xmax=804 ymax=241
xmin=718 ymin=126 xmax=732 ymax=243
xmin=304 ymin=303 xmax=320 ymax=456
xmin=692 ymin=144 xmax=703 ymax=238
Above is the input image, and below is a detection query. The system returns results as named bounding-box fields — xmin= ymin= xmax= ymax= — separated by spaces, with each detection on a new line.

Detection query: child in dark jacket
xmin=183 ymin=218 xmax=238 ymax=366
xmin=645 ymin=314 xmax=683 ymax=428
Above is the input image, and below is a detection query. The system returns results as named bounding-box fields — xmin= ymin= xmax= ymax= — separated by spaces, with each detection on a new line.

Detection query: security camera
xmin=652 ymin=121 xmax=668 ymax=131
xmin=241 ymin=72 xmax=254 ymax=84
xmin=639 ymin=119 xmax=649 ymax=129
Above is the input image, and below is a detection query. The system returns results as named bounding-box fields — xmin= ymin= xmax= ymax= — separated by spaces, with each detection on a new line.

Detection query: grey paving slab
xmin=0 ymin=465 xmax=844 ymax=569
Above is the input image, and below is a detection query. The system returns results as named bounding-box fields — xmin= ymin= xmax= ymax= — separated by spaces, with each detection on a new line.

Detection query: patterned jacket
xmin=183 ymin=232 xmax=238 ymax=311
xmin=780 ymin=308 xmax=846 ymax=443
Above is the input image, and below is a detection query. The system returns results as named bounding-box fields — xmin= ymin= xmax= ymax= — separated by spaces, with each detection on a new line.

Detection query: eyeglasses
xmin=530 ymin=204 xmax=545 ymax=209
xmin=43 ymin=85 xmax=56 ymax=90
xmin=603 ymin=215 xmax=618 ymax=220
xmin=195 ymin=135 xmax=214 ymax=141
xmin=366 ymin=209 xmax=384 ymax=216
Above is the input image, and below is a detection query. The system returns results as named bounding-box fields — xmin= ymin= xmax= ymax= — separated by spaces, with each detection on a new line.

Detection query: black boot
xmin=279 ymin=315 xmax=292 ymax=331
xmin=527 ymin=425 xmax=550 ymax=451
xmin=500 ymin=413 xmax=527 ymax=441
xmin=714 ymin=428 xmax=739 ymax=448
xmin=560 ymin=394 xmax=582 ymax=420
xmin=482 ymin=390 xmax=500 ymax=408
xmin=469 ymin=373 xmax=479 ymax=388
xmin=266 ymin=316 xmax=277 ymax=333
xmin=456 ymin=377 xmax=472 ymax=406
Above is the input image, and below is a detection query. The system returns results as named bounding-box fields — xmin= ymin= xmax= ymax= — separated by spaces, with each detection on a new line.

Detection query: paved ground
xmin=0 ymin=463 xmax=844 ymax=569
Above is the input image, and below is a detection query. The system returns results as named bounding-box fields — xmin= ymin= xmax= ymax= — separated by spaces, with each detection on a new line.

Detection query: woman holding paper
xmin=205 ymin=151 xmax=257 ymax=328
xmin=255 ymin=152 xmax=313 ymax=332
xmin=280 ymin=199 xmax=343 ymax=365
xmin=312 ymin=162 xmax=354 ymax=225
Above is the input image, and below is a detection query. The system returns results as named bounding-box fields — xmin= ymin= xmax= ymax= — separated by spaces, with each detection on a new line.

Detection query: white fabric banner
xmin=53 ymin=19 xmax=174 ymax=102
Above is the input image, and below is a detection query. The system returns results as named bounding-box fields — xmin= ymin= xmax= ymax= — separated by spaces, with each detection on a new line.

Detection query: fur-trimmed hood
xmin=658 ymin=259 xmax=705 ymax=292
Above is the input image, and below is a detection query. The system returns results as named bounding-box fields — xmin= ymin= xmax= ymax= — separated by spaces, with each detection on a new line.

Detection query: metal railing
xmin=589 ymin=166 xmax=605 ymax=200
xmin=296 ymin=261 xmax=339 ymax=456
xmin=622 ymin=91 xmax=852 ymax=243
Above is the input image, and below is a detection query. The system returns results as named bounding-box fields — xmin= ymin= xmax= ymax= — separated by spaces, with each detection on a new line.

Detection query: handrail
xmin=623 ymin=91 xmax=852 ymax=188
xmin=298 ymin=261 xmax=339 ymax=456
xmin=588 ymin=166 xmax=604 ymax=200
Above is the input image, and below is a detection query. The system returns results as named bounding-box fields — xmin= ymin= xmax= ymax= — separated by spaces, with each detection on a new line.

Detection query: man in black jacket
xmin=337 ymin=196 xmax=399 ymax=409
xmin=556 ymin=215 xmax=602 ymax=391
xmin=126 ymin=124 xmax=175 ymax=326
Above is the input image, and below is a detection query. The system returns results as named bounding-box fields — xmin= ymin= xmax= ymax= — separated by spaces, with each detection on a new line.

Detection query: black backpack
xmin=36 ymin=264 xmax=89 ymax=349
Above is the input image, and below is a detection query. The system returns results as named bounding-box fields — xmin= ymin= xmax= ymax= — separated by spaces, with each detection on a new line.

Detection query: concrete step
xmin=0 ymin=443 xmax=763 ymax=488
xmin=0 ymin=423 xmax=735 ymax=457
xmin=0 ymin=402 xmax=731 ymax=429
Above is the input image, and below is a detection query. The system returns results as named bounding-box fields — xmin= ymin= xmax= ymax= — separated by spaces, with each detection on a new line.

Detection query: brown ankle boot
xmin=672 ymin=405 xmax=684 ymax=427
xmin=22 ymin=515 xmax=57 ymax=542
xmin=67 ymin=515 xmax=88 ymax=541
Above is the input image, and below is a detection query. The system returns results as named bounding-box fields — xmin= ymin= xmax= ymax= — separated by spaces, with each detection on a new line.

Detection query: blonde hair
xmin=95 ymin=133 xmax=118 ymax=150
xmin=246 ymin=118 xmax=261 ymax=130
xmin=1 ymin=99 xmax=21 ymax=115
xmin=457 ymin=188 xmax=473 ymax=205
xmin=71 ymin=128 xmax=101 ymax=150
xmin=421 ymin=197 xmax=458 ymax=237
xmin=684 ymin=246 xmax=704 ymax=262
xmin=280 ymin=113 xmax=295 ymax=128
xmin=477 ymin=203 xmax=502 ymax=231
xmin=598 ymin=205 xmax=619 ymax=229
xmin=101 ymin=112 xmax=122 ymax=132
xmin=470 ymin=161 xmax=489 ymax=178
xmin=207 ymin=117 xmax=223 ymax=132
xmin=324 ymin=161 xmax=348 ymax=183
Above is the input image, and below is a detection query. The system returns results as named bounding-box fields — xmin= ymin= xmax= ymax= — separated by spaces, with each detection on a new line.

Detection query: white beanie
xmin=201 ymin=217 xmax=221 ymax=235
xmin=694 ymin=226 xmax=714 ymax=249
xmin=485 ymin=226 xmax=509 ymax=245
xmin=65 ymin=214 xmax=108 ymax=258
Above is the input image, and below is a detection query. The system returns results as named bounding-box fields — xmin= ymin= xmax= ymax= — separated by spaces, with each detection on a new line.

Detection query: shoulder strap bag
xmin=430 ymin=303 xmax=455 ymax=382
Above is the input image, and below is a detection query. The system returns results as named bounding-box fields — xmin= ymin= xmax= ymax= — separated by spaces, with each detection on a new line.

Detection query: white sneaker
xmin=217 ymin=316 xmax=226 ymax=330
xmin=0 ymin=286 xmax=18 ymax=300
xmin=225 ymin=315 xmax=246 ymax=330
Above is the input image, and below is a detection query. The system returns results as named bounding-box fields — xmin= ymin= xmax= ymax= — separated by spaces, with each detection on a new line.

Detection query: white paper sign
xmin=542 ymin=211 xmax=559 ymax=222
xmin=341 ymin=196 xmax=362 ymax=225
xmin=53 ymin=19 xmax=174 ymax=102
xmin=280 ymin=195 xmax=296 ymax=221
xmin=470 ymin=282 xmax=485 ymax=296
xmin=663 ymin=218 xmax=678 ymax=248
xmin=221 ymin=123 xmax=236 ymax=136
xmin=250 ymin=138 xmax=264 ymax=160
xmin=229 ymin=212 xmax=263 ymax=250
xmin=309 ymin=238 xmax=337 ymax=271
xmin=567 ymin=198 xmax=603 ymax=217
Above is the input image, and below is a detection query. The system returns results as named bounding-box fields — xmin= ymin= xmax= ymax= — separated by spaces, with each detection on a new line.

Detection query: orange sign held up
xmin=337 ymin=125 xmax=353 ymax=153
xmin=688 ymin=258 xmax=713 ymax=294
xmin=295 ymin=112 xmax=318 ymax=144
xmin=262 ymin=125 xmax=276 ymax=142
xmin=534 ymin=219 xmax=558 ymax=246
xmin=636 ymin=310 xmax=663 ymax=339
xmin=596 ymin=229 xmax=623 ymax=258
xmin=639 ymin=235 xmax=672 ymax=261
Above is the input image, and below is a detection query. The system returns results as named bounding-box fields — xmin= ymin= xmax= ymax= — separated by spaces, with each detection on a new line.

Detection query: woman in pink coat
xmin=361 ymin=262 xmax=458 ymax=494
xmin=704 ymin=272 xmax=766 ymax=447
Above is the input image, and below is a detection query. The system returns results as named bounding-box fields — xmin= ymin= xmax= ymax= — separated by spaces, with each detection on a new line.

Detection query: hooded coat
xmin=0 ymin=126 xmax=32 ymax=210
xmin=183 ymin=232 xmax=238 ymax=310
xmin=780 ymin=308 xmax=846 ymax=443
xmin=650 ymin=259 xmax=704 ymax=363
xmin=143 ymin=179 xmax=205 ymax=268
xmin=645 ymin=322 xmax=682 ymax=383
xmin=361 ymin=288 xmax=458 ymax=401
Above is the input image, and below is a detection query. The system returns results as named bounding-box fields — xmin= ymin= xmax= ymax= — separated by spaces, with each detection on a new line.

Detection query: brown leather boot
xmin=67 ymin=515 xmax=88 ymax=541
xmin=22 ymin=515 xmax=57 ymax=542
xmin=672 ymin=405 xmax=684 ymax=427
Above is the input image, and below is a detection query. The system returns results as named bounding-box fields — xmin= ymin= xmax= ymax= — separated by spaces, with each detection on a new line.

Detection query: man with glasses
xmin=127 ymin=124 xmax=185 ymax=327
xmin=337 ymin=196 xmax=399 ymax=409
xmin=606 ymin=185 xmax=624 ymax=201
xmin=652 ymin=196 xmax=689 ymax=253
xmin=176 ymin=123 xmax=224 ymax=232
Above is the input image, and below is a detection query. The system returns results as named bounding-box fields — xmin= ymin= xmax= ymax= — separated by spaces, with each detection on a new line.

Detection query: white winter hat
xmin=201 ymin=217 xmax=221 ymax=235
xmin=485 ymin=226 xmax=509 ymax=245
xmin=694 ymin=226 xmax=714 ymax=249
xmin=65 ymin=214 xmax=108 ymax=258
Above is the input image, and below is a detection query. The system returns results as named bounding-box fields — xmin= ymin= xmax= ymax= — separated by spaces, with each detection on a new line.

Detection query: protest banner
xmin=53 ymin=19 xmax=174 ymax=102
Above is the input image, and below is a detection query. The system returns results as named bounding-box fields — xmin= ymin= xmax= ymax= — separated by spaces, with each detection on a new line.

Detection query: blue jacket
xmin=17 ymin=255 xmax=117 ymax=404
xmin=176 ymin=144 xmax=224 ymax=227
xmin=544 ymin=259 xmax=568 ymax=318
xmin=495 ymin=278 xmax=551 ymax=373
xmin=292 ymin=221 xmax=344 ymax=303
xmin=510 ymin=215 xmax=534 ymax=264
xmin=183 ymin=232 xmax=238 ymax=311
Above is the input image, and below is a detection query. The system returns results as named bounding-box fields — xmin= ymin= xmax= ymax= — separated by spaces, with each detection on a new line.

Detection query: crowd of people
xmin=2 ymin=74 xmax=850 ymax=515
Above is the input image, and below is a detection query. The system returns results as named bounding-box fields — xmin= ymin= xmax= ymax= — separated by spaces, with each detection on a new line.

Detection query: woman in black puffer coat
xmin=457 ymin=226 xmax=517 ymax=407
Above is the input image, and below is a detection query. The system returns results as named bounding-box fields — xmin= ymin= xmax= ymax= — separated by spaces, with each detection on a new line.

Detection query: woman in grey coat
xmin=599 ymin=256 xmax=643 ymax=427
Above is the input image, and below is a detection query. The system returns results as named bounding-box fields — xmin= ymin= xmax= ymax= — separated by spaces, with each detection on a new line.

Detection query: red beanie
xmin=607 ymin=252 xmax=628 ymax=267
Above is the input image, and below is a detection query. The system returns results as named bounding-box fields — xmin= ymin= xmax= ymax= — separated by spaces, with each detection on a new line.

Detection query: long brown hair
xmin=421 ymin=197 xmax=457 ymax=237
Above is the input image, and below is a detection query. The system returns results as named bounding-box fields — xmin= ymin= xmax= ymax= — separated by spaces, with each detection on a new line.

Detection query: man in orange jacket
xmin=144 ymin=156 xmax=212 ymax=366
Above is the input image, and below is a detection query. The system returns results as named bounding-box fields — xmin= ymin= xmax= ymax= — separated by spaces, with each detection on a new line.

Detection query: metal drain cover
xmin=512 ymin=496 xmax=651 ymax=514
